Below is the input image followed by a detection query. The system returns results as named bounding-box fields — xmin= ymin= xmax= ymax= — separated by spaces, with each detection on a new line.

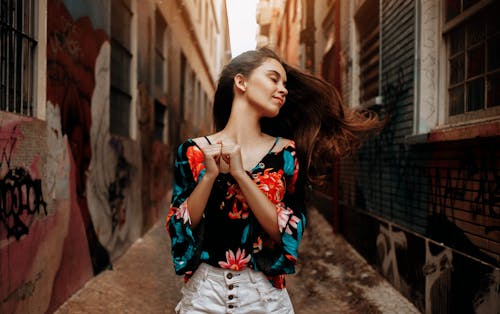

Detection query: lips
xmin=273 ymin=96 xmax=284 ymax=106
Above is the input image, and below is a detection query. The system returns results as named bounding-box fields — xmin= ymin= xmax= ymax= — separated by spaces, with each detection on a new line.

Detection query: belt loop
xmin=201 ymin=263 xmax=209 ymax=281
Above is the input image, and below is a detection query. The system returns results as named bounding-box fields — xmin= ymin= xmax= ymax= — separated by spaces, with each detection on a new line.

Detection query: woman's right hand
xmin=200 ymin=142 xmax=222 ymax=178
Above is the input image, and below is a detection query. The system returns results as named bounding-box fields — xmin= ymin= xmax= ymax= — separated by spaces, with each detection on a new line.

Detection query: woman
xmin=166 ymin=48 xmax=381 ymax=313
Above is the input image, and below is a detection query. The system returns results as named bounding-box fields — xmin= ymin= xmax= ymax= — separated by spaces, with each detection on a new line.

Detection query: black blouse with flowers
xmin=166 ymin=138 xmax=306 ymax=289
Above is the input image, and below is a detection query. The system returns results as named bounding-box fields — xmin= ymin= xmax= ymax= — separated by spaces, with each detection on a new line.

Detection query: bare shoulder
xmin=191 ymin=135 xmax=215 ymax=148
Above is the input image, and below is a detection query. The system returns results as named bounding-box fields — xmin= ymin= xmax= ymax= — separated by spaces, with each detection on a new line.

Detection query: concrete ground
xmin=55 ymin=208 xmax=421 ymax=314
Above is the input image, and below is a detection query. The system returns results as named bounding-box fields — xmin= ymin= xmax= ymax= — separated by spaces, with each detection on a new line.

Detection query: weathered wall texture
xmin=338 ymin=1 xmax=500 ymax=313
xmin=1 ymin=0 xmax=230 ymax=311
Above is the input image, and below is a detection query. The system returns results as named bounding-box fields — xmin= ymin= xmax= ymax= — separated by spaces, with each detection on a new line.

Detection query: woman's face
xmin=243 ymin=58 xmax=288 ymax=118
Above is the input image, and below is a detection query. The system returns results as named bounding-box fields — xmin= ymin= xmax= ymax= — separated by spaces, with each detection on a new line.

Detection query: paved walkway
xmin=55 ymin=208 xmax=421 ymax=313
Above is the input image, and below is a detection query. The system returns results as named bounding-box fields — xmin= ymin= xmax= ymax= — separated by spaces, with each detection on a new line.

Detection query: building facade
xmin=0 ymin=0 xmax=230 ymax=312
xmin=256 ymin=0 xmax=500 ymax=313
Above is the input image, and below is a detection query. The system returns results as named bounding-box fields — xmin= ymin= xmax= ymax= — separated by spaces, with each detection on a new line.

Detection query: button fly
xmin=228 ymin=295 xmax=234 ymax=300
xmin=226 ymin=273 xmax=233 ymax=279
xmin=228 ymin=284 xmax=234 ymax=290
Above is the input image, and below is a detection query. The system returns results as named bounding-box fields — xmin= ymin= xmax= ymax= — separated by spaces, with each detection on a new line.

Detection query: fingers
xmin=221 ymin=144 xmax=239 ymax=163
xmin=201 ymin=143 xmax=222 ymax=158
xmin=200 ymin=144 xmax=222 ymax=174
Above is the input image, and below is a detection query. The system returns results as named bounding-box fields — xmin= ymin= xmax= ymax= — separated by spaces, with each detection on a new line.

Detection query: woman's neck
xmin=220 ymin=99 xmax=263 ymax=145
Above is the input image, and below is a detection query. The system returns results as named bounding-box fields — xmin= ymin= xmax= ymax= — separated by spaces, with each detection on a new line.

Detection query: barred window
xmin=110 ymin=0 xmax=133 ymax=137
xmin=446 ymin=0 xmax=500 ymax=120
xmin=355 ymin=0 xmax=380 ymax=106
xmin=155 ymin=10 xmax=167 ymax=93
xmin=154 ymin=100 xmax=166 ymax=141
xmin=0 ymin=0 xmax=37 ymax=116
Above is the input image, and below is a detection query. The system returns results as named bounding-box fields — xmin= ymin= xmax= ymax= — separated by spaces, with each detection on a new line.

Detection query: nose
xmin=279 ymin=83 xmax=288 ymax=96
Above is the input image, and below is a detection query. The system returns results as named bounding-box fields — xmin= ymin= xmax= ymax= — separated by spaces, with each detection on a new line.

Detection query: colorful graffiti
xmin=344 ymin=29 xmax=500 ymax=312
xmin=108 ymin=138 xmax=131 ymax=233
xmin=0 ymin=122 xmax=47 ymax=241
xmin=47 ymin=0 xmax=111 ymax=274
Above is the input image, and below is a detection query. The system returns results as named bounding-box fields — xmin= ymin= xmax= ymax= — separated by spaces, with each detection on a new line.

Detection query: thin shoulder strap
xmin=267 ymin=136 xmax=281 ymax=153
xmin=204 ymin=136 xmax=212 ymax=145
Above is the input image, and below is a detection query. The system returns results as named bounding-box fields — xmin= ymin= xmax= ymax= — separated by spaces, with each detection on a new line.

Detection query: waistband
xmin=196 ymin=263 xmax=268 ymax=284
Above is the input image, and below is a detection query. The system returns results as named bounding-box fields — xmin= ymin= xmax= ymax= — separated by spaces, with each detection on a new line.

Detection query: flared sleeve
xmin=254 ymin=142 xmax=307 ymax=276
xmin=165 ymin=140 xmax=205 ymax=275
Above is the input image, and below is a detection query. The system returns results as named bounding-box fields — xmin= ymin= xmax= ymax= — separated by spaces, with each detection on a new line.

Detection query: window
xmin=154 ymin=100 xmax=167 ymax=141
xmin=0 ymin=0 xmax=37 ymax=116
xmin=355 ymin=0 xmax=380 ymax=106
xmin=180 ymin=53 xmax=186 ymax=120
xmin=110 ymin=0 xmax=133 ymax=137
xmin=155 ymin=10 xmax=168 ymax=95
xmin=445 ymin=0 xmax=500 ymax=122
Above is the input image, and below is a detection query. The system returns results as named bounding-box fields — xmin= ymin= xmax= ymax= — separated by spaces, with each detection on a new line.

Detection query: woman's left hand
xmin=221 ymin=144 xmax=245 ymax=177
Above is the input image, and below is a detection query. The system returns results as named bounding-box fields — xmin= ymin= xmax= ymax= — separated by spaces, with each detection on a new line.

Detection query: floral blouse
xmin=166 ymin=138 xmax=306 ymax=289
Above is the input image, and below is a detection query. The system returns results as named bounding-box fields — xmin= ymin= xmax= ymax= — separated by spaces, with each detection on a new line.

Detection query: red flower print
xmin=268 ymin=275 xmax=286 ymax=289
xmin=175 ymin=201 xmax=191 ymax=225
xmin=285 ymin=254 xmax=297 ymax=263
xmin=276 ymin=204 xmax=300 ymax=234
xmin=276 ymin=204 xmax=293 ymax=233
xmin=218 ymin=248 xmax=251 ymax=270
xmin=226 ymin=183 xmax=250 ymax=219
xmin=286 ymin=214 xmax=300 ymax=235
xmin=253 ymin=236 xmax=263 ymax=253
xmin=165 ymin=207 xmax=175 ymax=231
xmin=165 ymin=200 xmax=191 ymax=230
xmin=186 ymin=146 xmax=205 ymax=182
xmin=253 ymin=169 xmax=285 ymax=204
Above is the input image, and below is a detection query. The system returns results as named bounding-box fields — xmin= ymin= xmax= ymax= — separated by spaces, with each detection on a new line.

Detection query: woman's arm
xmin=222 ymin=144 xmax=281 ymax=242
xmin=232 ymin=170 xmax=282 ymax=242
xmin=187 ymin=142 xmax=222 ymax=228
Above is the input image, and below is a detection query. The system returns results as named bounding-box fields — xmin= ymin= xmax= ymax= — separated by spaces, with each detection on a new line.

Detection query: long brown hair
xmin=213 ymin=47 xmax=383 ymax=190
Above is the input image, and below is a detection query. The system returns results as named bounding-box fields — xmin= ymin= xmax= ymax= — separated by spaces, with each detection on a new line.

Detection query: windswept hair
xmin=213 ymin=47 xmax=384 ymax=190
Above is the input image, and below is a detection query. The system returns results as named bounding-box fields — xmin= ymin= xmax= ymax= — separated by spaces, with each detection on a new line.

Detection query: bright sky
xmin=226 ymin=0 xmax=258 ymax=58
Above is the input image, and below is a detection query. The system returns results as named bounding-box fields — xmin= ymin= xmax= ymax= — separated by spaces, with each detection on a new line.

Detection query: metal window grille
xmin=155 ymin=10 xmax=166 ymax=91
xmin=355 ymin=0 xmax=380 ymax=104
xmin=0 ymin=0 xmax=37 ymax=116
xmin=447 ymin=1 xmax=500 ymax=116
xmin=110 ymin=0 xmax=132 ymax=137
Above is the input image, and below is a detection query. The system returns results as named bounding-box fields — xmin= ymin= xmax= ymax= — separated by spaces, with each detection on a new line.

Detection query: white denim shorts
xmin=175 ymin=263 xmax=295 ymax=314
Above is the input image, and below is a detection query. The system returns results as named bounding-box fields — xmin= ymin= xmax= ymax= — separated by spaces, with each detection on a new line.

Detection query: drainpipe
xmin=332 ymin=0 xmax=341 ymax=233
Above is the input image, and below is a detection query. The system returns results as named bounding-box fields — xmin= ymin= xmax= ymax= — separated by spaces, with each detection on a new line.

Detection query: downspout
xmin=332 ymin=0 xmax=341 ymax=233
xmin=414 ymin=0 xmax=421 ymax=135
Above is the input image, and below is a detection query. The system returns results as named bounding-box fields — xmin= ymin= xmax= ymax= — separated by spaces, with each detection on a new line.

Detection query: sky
xmin=226 ymin=0 xmax=258 ymax=57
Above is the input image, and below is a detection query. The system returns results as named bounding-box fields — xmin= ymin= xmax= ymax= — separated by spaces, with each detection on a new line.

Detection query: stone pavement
xmin=55 ymin=208 xmax=421 ymax=314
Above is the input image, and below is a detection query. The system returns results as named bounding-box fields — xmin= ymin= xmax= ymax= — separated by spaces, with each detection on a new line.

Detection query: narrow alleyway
xmin=55 ymin=208 xmax=420 ymax=314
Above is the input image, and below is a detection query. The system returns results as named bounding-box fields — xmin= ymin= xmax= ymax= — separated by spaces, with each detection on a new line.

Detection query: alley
xmin=55 ymin=208 xmax=419 ymax=314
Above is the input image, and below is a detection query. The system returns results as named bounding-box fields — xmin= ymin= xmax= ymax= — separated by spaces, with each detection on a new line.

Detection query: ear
xmin=234 ymin=73 xmax=247 ymax=93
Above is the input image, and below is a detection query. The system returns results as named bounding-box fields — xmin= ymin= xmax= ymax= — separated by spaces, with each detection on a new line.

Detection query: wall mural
xmin=47 ymin=0 xmax=111 ymax=275
xmin=86 ymin=40 xmax=143 ymax=260
xmin=1 ymin=0 xmax=169 ymax=312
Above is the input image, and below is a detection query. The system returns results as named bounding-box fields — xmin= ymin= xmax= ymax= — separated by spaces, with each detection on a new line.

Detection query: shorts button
xmin=228 ymin=295 xmax=234 ymax=300
xmin=228 ymin=305 xmax=234 ymax=309
xmin=226 ymin=273 xmax=233 ymax=279
xmin=228 ymin=284 xmax=234 ymax=290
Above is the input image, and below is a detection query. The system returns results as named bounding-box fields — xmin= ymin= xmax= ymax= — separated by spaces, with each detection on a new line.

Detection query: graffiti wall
xmin=335 ymin=1 xmax=500 ymax=312
xmin=1 ymin=0 xmax=171 ymax=312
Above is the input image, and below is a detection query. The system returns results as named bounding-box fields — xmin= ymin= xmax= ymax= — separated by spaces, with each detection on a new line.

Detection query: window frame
xmin=443 ymin=0 xmax=500 ymax=125
xmin=354 ymin=0 xmax=381 ymax=108
xmin=109 ymin=0 xmax=137 ymax=139
xmin=0 ymin=0 xmax=46 ymax=118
